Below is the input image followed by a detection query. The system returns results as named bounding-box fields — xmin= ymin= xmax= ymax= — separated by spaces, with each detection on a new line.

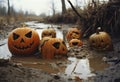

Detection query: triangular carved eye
xmin=25 ymin=31 xmax=32 ymax=38
xmin=13 ymin=33 xmax=20 ymax=40
xmin=53 ymin=42 xmax=60 ymax=49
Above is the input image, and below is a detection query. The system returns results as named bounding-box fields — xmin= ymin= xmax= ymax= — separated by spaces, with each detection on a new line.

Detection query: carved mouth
xmin=72 ymin=42 xmax=78 ymax=45
xmin=13 ymin=41 xmax=34 ymax=50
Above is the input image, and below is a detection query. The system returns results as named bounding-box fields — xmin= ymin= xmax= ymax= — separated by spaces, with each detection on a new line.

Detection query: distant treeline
xmin=0 ymin=5 xmax=36 ymax=17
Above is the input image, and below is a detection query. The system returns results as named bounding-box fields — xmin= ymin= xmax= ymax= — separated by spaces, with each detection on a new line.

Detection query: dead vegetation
xmin=44 ymin=8 xmax=78 ymax=24
xmin=45 ymin=0 xmax=120 ymax=38
xmin=80 ymin=0 xmax=120 ymax=38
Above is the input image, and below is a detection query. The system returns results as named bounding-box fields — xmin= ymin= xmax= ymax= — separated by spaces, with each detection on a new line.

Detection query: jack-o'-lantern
xmin=66 ymin=27 xmax=81 ymax=42
xmin=41 ymin=38 xmax=68 ymax=59
xmin=8 ymin=27 xmax=40 ymax=56
xmin=89 ymin=27 xmax=112 ymax=50
xmin=39 ymin=37 xmax=51 ymax=53
xmin=41 ymin=28 xmax=56 ymax=38
xmin=69 ymin=39 xmax=83 ymax=47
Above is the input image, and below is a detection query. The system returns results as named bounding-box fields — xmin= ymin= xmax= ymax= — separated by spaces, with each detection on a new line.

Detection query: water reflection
xmin=25 ymin=21 xmax=63 ymax=39
xmin=65 ymin=57 xmax=95 ymax=80
xmin=0 ymin=41 xmax=12 ymax=59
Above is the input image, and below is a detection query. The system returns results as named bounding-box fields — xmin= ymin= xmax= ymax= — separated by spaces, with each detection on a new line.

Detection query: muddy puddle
xmin=0 ymin=42 xmax=109 ymax=81
xmin=25 ymin=21 xmax=65 ymax=39
xmin=11 ymin=56 xmax=67 ymax=74
xmin=10 ymin=50 xmax=109 ymax=81
xmin=0 ymin=21 xmax=110 ymax=81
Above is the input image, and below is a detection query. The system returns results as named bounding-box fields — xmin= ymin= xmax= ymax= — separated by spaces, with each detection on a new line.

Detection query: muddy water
xmin=0 ymin=21 xmax=110 ymax=81
xmin=25 ymin=21 xmax=65 ymax=39
xmin=65 ymin=57 xmax=95 ymax=80
xmin=11 ymin=53 xmax=109 ymax=81
xmin=11 ymin=56 xmax=67 ymax=74
xmin=0 ymin=40 xmax=12 ymax=59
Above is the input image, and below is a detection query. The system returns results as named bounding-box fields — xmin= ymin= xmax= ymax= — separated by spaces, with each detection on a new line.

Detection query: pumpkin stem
xmin=96 ymin=27 xmax=101 ymax=34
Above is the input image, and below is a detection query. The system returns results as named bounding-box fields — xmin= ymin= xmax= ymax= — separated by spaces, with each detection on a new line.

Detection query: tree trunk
xmin=7 ymin=0 xmax=10 ymax=16
xmin=61 ymin=0 xmax=66 ymax=14
xmin=52 ymin=2 xmax=55 ymax=16
xmin=7 ymin=0 xmax=10 ymax=24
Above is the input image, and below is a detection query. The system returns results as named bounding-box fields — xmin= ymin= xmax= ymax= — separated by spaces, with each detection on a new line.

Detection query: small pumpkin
xmin=89 ymin=27 xmax=112 ymax=50
xmin=8 ymin=27 xmax=40 ymax=56
xmin=66 ymin=27 xmax=81 ymax=42
xmin=69 ymin=39 xmax=83 ymax=47
xmin=40 ymin=38 xmax=68 ymax=59
xmin=41 ymin=28 xmax=56 ymax=38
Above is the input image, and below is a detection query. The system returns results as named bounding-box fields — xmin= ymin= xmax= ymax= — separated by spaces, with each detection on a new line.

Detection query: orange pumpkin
xmin=41 ymin=28 xmax=56 ymax=38
xmin=41 ymin=38 xmax=68 ymax=59
xmin=66 ymin=27 xmax=81 ymax=42
xmin=69 ymin=39 xmax=83 ymax=47
xmin=89 ymin=27 xmax=112 ymax=50
xmin=39 ymin=37 xmax=51 ymax=53
xmin=8 ymin=27 xmax=40 ymax=56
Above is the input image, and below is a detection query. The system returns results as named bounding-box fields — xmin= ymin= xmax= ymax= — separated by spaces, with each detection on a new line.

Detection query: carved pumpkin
xmin=66 ymin=27 xmax=81 ymax=42
xmin=8 ymin=27 xmax=40 ymax=56
xmin=41 ymin=38 xmax=68 ymax=59
xmin=69 ymin=39 xmax=83 ymax=47
xmin=89 ymin=27 xmax=112 ymax=50
xmin=41 ymin=28 xmax=56 ymax=38
xmin=39 ymin=37 xmax=51 ymax=53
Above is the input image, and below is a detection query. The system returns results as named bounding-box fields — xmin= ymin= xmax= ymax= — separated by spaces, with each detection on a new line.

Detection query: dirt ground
xmin=0 ymin=23 xmax=120 ymax=82
xmin=1 ymin=39 xmax=119 ymax=82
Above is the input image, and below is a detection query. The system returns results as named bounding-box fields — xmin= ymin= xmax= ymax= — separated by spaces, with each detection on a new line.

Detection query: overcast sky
xmin=9 ymin=0 xmax=89 ymax=16
xmin=9 ymin=0 xmax=108 ymax=16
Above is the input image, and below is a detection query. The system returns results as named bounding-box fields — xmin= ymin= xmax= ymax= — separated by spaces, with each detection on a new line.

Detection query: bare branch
xmin=67 ymin=0 xmax=84 ymax=21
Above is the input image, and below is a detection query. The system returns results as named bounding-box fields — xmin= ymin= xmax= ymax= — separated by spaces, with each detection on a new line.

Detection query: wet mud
xmin=0 ymin=21 xmax=120 ymax=82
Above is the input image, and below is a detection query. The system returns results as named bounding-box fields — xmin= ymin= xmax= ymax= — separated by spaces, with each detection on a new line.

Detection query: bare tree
xmin=7 ymin=0 xmax=10 ymax=24
xmin=61 ymin=0 xmax=66 ymax=14
xmin=7 ymin=0 xmax=10 ymax=16
xmin=0 ymin=0 xmax=10 ymax=16
xmin=50 ymin=0 xmax=56 ymax=16
xmin=51 ymin=0 xmax=55 ymax=16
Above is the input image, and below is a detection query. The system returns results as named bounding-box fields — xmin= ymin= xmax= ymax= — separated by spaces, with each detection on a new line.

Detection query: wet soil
xmin=11 ymin=56 xmax=67 ymax=74
xmin=8 ymin=40 xmax=111 ymax=82
xmin=0 ymin=39 xmax=110 ymax=82
xmin=9 ymin=38 xmax=120 ymax=82
xmin=0 ymin=39 xmax=120 ymax=82
xmin=0 ymin=22 xmax=120 ymax=82
xmin=0 ymin=61 xmax=76 ymax=82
